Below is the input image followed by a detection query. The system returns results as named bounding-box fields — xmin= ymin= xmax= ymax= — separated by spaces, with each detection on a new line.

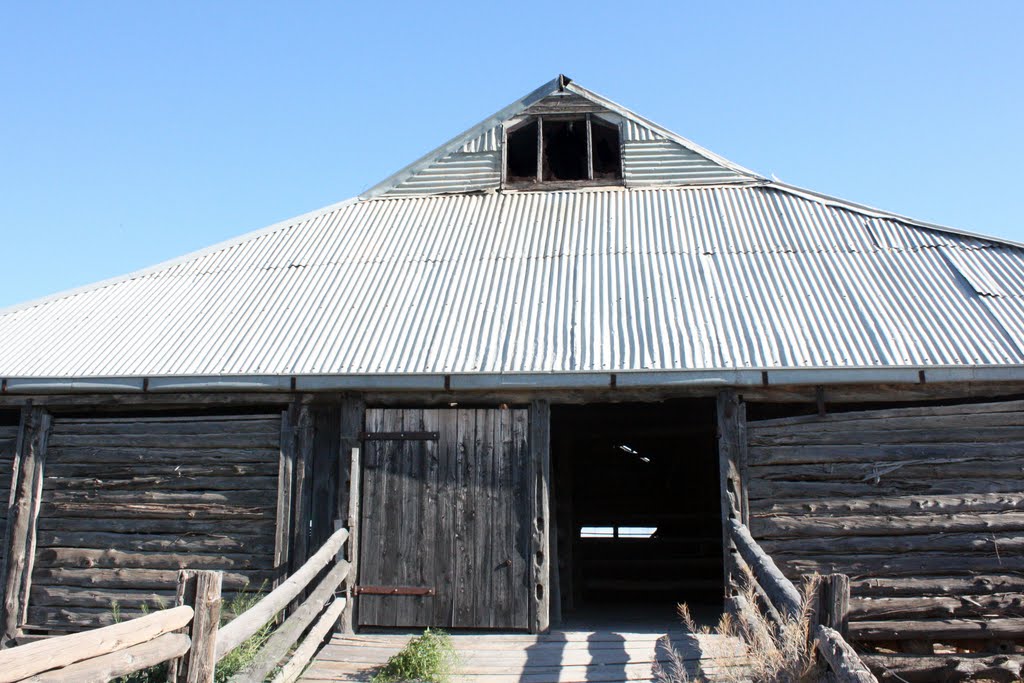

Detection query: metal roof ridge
xmin=767 ymin=181 xmax=1024 ymax=251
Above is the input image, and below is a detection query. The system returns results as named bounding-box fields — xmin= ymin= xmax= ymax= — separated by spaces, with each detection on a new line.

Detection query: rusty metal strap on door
xmin=360 ymin=431 xmax=440 ymax=441
xmin=355 ymin=585 xmax=435 ymax=596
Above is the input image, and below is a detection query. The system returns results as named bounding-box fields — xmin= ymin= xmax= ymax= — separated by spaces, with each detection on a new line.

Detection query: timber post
xmin=341 ymin=446 xmax=361 ymax=633
xmin=528 ymin=399 xmax=551 ymax=634
xmin=716 ymin=390 xmax=746 ymax=598
xmin=815 ymin=573 xmax=851 ymax=636
xmin=1 ymin=405 xmax=50 ymax=645
xmin=174 ymin=569 xmax=223 ymax=683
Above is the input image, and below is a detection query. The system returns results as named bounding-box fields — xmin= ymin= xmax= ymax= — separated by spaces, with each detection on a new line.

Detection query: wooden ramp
xmin=301 ymin=628 xmax=749 ymax=683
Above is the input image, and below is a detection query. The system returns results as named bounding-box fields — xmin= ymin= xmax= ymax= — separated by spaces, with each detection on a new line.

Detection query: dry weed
xmin=655 ymin=572 xmax=825 ymax=683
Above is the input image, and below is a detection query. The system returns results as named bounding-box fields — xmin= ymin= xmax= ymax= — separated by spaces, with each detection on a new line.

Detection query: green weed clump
xmin=372 ymin=628 xmax=459 ymax=683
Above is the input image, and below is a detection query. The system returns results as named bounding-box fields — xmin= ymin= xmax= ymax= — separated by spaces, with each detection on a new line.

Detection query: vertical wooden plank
xmin=717 ymin=390 xmax=744 ymax=600
xmin=454 ymin=408 xmax=474 ymax=627
xmin=357 ymin=409 xmax=382 ymax=627
xmin=291 ymin=402 xmax=314 ymax=575
xmin=511 ymin=408 xmax=530 ymax=630
xmin=0 ymin=404 xmax=28 ymax=644
xmin=341 ymin=444 xmax=361 ymax=633
xmin=273 ymin=408 xmax=295 ymax=584
xmin=310 ymin=403 xmax=341 ymax=552
xmin=433 ymin=409 xmax=459 ymax=627
xmin=493 ymin=408 xmax=513 ymax=628
xmin=473 ymin=409 xmax=494 ymax=628
xmin=529 ymin=399 xmax=551 ymax=634
xmin=339 ymin=394 xmax=363 ymax=632
xmin=553 ymin=430 xmax=575 ymax=616
xmin=338 ymin=394 xmax=365 ymax=530
xmin=815 ymin=574 xmax=851 ymax=636
xmin=418 ymin=409 xmax=440 ymax=627
xmin=2 ymin=406 xmax=49 ymax=644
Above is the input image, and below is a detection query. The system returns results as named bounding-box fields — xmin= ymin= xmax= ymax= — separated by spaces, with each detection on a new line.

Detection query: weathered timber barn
xmin=1 ymin=75 xmax=1023 ymax=667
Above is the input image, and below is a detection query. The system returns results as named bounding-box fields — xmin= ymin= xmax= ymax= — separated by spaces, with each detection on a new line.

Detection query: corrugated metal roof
xmin=1 ymin=184 xmax=1022 ymax=381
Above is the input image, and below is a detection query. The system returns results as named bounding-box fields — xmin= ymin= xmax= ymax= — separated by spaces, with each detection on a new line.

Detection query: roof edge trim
xmin=5 ymin=366 xmax=1024 ymax=394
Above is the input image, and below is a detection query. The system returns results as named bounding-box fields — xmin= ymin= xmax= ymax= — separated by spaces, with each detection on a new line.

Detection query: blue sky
xmin=2 ymin=1 xmax=1022 ymax=308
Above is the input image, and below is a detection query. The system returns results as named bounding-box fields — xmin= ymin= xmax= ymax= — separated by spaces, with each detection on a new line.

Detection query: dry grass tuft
xmin=655 ymin=571 xmax=825 ymax=683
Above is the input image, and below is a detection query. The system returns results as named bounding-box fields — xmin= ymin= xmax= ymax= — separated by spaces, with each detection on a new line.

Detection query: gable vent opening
xmin=505 ymin=114 xmax=622 ymax=186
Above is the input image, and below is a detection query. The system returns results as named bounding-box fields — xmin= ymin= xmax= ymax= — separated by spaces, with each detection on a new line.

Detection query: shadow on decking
xmin=299 ymin=611 xmax=747 ymax=683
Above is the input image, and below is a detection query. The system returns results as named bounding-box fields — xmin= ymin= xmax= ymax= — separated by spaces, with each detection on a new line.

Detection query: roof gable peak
xmin=361 ymin=76 xmax=763 ymax=198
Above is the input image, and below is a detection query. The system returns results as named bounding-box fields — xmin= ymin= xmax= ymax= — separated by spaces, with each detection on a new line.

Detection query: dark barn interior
xmin=551 ymin=400 xmax=723 ymax=621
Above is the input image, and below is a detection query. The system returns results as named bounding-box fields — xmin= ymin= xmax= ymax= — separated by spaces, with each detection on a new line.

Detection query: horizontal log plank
xmin=749 ymin=410 xmax=1024 ymax=435
xmin=43 ymin=475 xmax=279 ymax=492
xmin=44 ymin=462 xmax=278 ymax=478
xmin=56 ymin=413 xmax=278 ymax=424
xmin=36 ymin=530 xmax=275 ymax=554
xmin=748 ymin=400 xmax=1024 ymax=429
xmin=28 ymin=584 xmax=260 ymax=610
xmin=752 ymin=511 xmax=1024 ymax=539
xmin=31 ymin=567 xmax=272 ymax=591
xmin=861 ymin=653 xmax=1023 ymax=683
xmin=43 ymin=488 xmax=274 ymax=507
xmin=750 ymin=492 xmax=1024 ymax=517
xmin=749 ymin=442 xmax=1024 ymax=466
xmin=0 ymin=604 xmax=193 ymax=681
xmin=36 ymin=517 xmax=276 ymax=536
xmin=47 ymin=433 xmax=278 ymax=448
xmin=34 ymin=547 xmax=272 ymax=571
xmin=750 ymin=426 xmax=1024 ymax=447
xmin=749 ymin=478 xmax=1023 ymax=499
xmin=760 ymin=532 xmax=1024 ymax=556
xmin=851 ymin=575 xmax=1024 ymax=598
xmin=40 ymin=501 xmax=274 ymax=520
xmin=46 ymin=446 xmax=279 ymax=465
xmin=778 ymin=555 xmax=1024 ymax=578
xmin=51 ymin=418 xmax=279 ymax=435
xmin=849 ymin=593 xmax=1024 ymax=620
xmin=850 ymin=617 xmax=1024 ymax=641
xmin=24 ymin=631 xmax=191 ymax=683
xmin=750 ymin=457 xmax=1024 ymax=483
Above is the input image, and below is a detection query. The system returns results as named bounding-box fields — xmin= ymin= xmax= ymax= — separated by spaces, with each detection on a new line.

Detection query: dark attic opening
xmin=551 ymin=400 xmax=723 ymax=624
xmin=505 ymin=114 xmax=622 ymax=185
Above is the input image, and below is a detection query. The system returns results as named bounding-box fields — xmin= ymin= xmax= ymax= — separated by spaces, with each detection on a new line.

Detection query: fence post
xmin=174 ymin=570 xmax=223 ymax=683
xmin=816 ymin=573 xmax=850 ymax=636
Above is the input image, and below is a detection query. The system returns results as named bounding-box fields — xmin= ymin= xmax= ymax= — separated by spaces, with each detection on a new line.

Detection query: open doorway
xmin=551 ymin=400 xmax=723 ymax=627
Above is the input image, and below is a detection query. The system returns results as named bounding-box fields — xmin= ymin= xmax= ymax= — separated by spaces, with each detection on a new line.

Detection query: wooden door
xmin=358 ymin=408 xmax=531 ymax=629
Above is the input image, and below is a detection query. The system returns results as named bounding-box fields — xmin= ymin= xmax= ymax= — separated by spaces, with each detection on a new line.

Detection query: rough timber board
xmin=301 ymin=629 xmax=749 ymax=683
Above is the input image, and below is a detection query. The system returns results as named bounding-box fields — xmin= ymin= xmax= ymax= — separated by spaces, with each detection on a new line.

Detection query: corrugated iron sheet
xmin=1 ymin=185 xmax=1022 ymax=379
xmin=622 ymin=141 xmax=750 ymax=186
xmin=383 ymin=151 xmax=501 ymax=196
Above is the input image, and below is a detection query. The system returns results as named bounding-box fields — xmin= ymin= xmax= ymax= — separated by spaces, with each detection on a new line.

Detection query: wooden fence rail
xmin=727 ymin=519 xmax=877 ymax=683
xmin=0 ymin=525 xmax=352 ymax=683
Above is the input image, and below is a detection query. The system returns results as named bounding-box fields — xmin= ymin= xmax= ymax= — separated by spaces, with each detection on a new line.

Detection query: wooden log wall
xmin=25 ymin=413 xmax=283 ymax=631
xmin=745 ymin=398 xmax=1024 ymax=654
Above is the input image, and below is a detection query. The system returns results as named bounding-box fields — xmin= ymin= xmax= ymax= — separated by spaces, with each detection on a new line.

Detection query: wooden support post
xmin=338 ymin=393 xmax=364 ymax=633
xmin=717 ymin=390 xmax=746 ymax=599
xmin=273 ymin=408 xmax=296 ymax=585
xmin=174 ymin=569 xmax=223 ymax=683
xmin=1 ymin=406 xmax=49 ymax=645
xmin=341 ymin=446 xmax=361 ymax=633
xmin=528 ymin=399 xmax=551 ymax=634
xmin=291 ymin=402 xmax=314 ymax=575
xmin=815 ymin=574 xmax=851 ymax=636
